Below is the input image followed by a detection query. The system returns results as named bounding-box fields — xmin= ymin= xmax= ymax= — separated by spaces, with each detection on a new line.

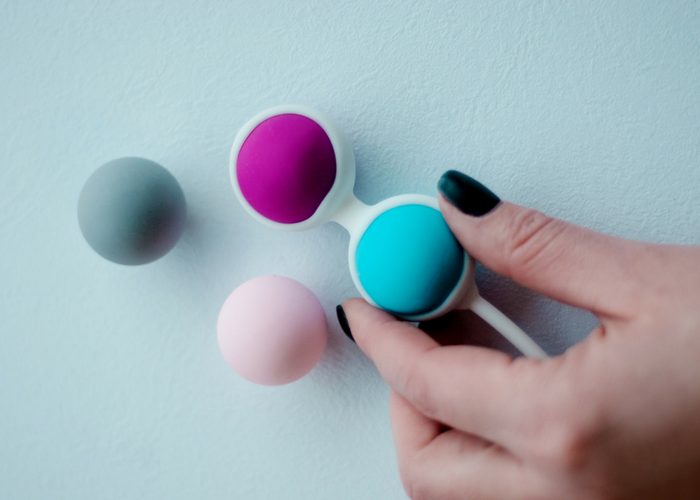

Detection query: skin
xmin=342 ymin=197 xmax=700 ymax=499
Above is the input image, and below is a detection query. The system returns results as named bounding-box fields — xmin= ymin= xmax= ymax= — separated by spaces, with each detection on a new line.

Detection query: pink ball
xmin=217 ymin=275 xmax=328 ymax=385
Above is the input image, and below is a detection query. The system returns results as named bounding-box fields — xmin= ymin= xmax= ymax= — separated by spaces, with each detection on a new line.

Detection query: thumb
xmin=340 ymin=298 xmax=558 ymax=451
xmin=437 ymin=170 xmax=645 ymax=317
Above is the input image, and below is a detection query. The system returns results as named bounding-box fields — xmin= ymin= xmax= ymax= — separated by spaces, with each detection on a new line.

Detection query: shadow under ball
xmin=78 ymin=157 xmax=187 ymax=265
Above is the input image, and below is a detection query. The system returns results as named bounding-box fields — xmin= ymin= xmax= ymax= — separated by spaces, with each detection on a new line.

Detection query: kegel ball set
xmin=78 ymin=105 xmax=546 ymax=386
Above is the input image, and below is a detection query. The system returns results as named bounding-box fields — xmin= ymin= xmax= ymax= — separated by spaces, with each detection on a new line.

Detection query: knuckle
xmin=524 ymin=367 xmax=601 ymax=473
xmin=538 ymin=417 xmax=594 ymax=472
xmin=504 ymin=208 xmax=566 ymax=278
xmin=551 ymin=423 xmax=590 ymax=471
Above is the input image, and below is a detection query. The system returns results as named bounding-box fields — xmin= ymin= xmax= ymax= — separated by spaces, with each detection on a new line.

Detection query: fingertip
xmin=341 ymin=298 xmax=400 ymax=348
xmin=343 ymin=298 xmax=392 ymax=322
xmin=437 ymin=193 xmax=454 ymax=218
xmin=438 ymin=191 xmax=503 ymax=228
xmin=340 ymin=296 xmax=368 ymax=312
xmin=437 ymin=193 xmax=482 ymax=245
xmin=341 ymin=299 xmax=439 ymax=370
xmin=438 ymin=193 xmax=461 ymax=228
xmin=436 ymin=170 xmax=501 ymax=217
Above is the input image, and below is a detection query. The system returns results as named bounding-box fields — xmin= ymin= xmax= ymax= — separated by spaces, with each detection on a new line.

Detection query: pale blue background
xmin=1 ymin=1 xmax=699 ymax=499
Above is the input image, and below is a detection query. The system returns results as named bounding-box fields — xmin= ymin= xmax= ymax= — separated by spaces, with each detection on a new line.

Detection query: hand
xmin=338 ymin=171 xmax=700 ymax=499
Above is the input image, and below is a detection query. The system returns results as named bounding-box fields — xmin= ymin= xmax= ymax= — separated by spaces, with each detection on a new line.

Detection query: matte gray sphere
xmin=78 ymin=157 xmax=187 ymax=265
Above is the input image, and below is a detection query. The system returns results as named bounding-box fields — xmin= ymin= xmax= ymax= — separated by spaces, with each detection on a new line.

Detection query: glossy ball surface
xmin=78 ymin=157 xmax=186 ymax=265
xmin=355 ymin=204 xmax=464 ymax=316
xmin=217 ymin=276 xmax=328 ymax=386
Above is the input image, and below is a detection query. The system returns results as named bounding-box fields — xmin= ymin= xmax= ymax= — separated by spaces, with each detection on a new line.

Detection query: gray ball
xmin=78 ymin=157 xmax=187 ymax=265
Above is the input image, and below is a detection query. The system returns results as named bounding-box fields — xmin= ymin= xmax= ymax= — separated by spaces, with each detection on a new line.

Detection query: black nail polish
xmin=336 ymin=305 xmax=354 ymax=343
xmin=437 ymin=170 xmax=500 ymax=217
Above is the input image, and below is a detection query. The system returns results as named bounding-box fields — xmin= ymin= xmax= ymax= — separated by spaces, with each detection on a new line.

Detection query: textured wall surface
xmin=1 ymin=1 xmax=699 ymax=499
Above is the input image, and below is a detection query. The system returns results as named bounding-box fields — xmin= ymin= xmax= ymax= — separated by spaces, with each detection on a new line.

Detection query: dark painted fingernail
xmin=336 ymin=305 xmax=354 ymax=342
xmin=437 ymin=170 xmax=500 ymax=217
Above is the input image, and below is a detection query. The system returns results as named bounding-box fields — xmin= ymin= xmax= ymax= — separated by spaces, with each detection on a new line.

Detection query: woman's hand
xmin=338 ymin=171 xmax=700 ymax=499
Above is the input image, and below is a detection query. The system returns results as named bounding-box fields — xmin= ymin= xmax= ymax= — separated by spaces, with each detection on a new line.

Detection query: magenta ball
xmin=235 ymin=114 xmax=336 ymax=224
xmin=217 ymin=276 xmax=328 ymax=385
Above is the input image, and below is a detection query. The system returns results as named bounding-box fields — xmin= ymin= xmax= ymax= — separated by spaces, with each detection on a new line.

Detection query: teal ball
xmin=355 ymin=204 xmax=464 ymax=316
xmin=78 ymin=157 xmax=187 ymax=265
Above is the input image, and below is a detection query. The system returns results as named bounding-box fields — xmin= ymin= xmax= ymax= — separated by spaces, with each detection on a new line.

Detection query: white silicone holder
xmin=230 ymin=105 xmax=548 ymax=358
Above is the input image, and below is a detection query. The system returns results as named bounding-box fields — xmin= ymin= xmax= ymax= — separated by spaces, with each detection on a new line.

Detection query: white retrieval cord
xmin=465 ymin=291 xmax=549 ymax=359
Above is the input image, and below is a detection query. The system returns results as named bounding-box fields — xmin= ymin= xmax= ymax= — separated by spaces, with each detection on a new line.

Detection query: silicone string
xmin=468 ymin=294 xmax=548 ymax=359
